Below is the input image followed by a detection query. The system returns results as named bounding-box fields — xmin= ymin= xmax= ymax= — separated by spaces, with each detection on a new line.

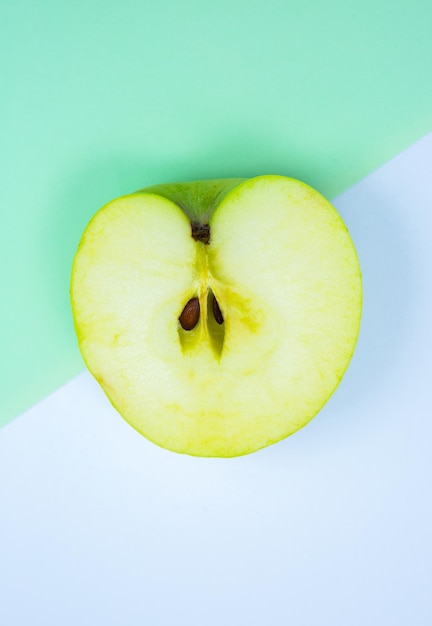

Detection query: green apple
xmin=70 ymin=176 xmax=362 ymax=457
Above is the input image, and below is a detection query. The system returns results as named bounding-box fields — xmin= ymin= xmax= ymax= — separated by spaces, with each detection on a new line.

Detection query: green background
xmin=2 ymin=0 xmax=432 ymax=426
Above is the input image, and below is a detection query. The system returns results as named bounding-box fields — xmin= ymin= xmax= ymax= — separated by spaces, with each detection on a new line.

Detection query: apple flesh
xmin=71 ymin=176 xmax=362 ymax=457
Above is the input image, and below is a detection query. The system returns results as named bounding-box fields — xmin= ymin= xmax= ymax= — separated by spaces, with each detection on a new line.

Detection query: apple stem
xmin=191 ymin=222 xmax=210 ymax=244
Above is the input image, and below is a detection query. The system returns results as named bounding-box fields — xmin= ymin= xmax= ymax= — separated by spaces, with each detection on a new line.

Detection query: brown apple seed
xmin=212 ymin=294 xmax=224 ymax=325
xmin=179 ymin=297 xmax=200 ymax=331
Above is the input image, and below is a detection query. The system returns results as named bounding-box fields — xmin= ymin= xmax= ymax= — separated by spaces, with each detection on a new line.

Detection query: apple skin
xmin=71 ymin=176 xmax=362 ymax=457
xmin=142 ymin=179 xmax=246 ymax=223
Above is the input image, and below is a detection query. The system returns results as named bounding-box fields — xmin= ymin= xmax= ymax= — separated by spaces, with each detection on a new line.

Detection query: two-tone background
xmin=1 ymin=2 xmax=431 ymax=624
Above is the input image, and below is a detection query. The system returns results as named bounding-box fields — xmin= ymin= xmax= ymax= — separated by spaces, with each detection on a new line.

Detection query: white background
xmin=1 ymin=135 xmax=431 ymax=625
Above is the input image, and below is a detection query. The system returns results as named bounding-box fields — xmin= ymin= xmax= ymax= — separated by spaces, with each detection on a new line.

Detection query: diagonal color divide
xmin=1 ymin=133 xmax=432 ymax=624
xmin=2 ymin=0 xmax=432 ymax=426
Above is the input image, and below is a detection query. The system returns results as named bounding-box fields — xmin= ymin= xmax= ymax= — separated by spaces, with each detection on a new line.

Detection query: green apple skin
xmin=71 ymin=176 xmax=362 ymax=458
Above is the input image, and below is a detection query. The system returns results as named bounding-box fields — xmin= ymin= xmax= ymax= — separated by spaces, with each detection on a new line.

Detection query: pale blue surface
xmin=0 ymin=135 xmax=431 ymax=625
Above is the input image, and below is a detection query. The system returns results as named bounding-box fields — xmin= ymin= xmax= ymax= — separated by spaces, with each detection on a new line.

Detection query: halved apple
xmin=71 ymin=176 xmax=362 ymax=457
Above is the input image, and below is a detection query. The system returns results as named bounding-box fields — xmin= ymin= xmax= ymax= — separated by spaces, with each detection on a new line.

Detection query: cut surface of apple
xmin=71 ymin=176 xmax=362 ymax=457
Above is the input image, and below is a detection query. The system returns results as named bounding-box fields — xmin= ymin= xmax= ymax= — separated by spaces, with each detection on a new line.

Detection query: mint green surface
xmin=2 ymin=0 xmax=432 ymax=426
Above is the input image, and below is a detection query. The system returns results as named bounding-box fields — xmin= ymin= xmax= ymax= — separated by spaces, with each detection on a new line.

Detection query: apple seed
xmin=212 ymin=294 xmax=224 ymax=325
xmin=179 ymin=297 xmax=200 ymax=330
